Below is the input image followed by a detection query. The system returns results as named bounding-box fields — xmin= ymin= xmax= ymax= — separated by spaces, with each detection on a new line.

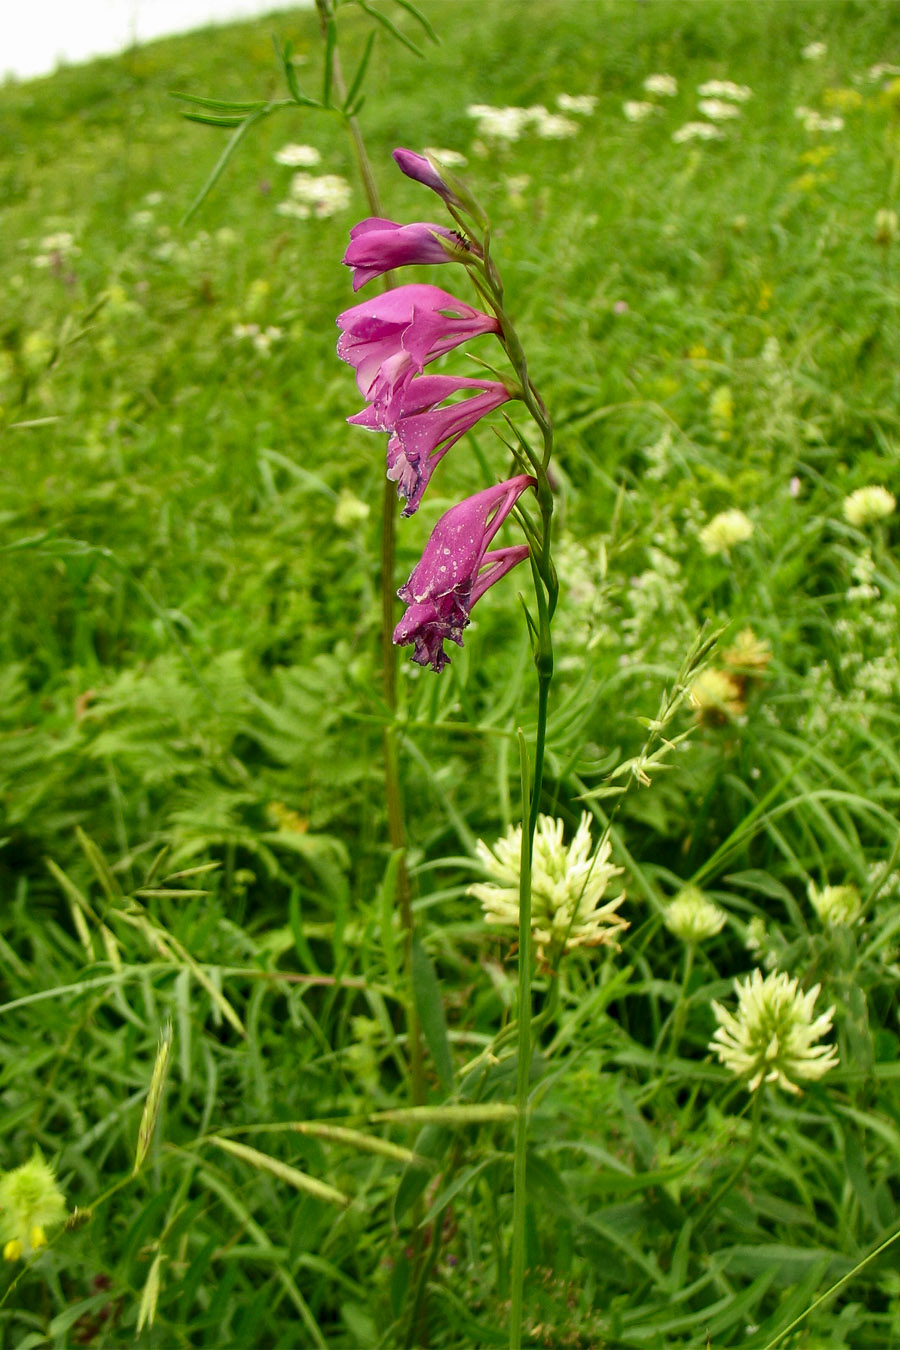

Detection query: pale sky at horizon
xmin=3 ymin=0 xmax=313 ymax=82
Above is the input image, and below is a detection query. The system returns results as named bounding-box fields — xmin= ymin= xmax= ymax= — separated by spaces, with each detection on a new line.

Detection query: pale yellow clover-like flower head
xmin=664 ymin=885 xmax=727 ymax=943
xmin=469 ymin=812 xmax=627 ymax=961
xmin=690 ymin=667 xmax=746 ymax=723
xmin=808 ymin=881 xmax=862 ymax=927
xmin=710 ymin=968 xmax=839 ymax=1094
xmin=699 ymin=508 xmax=754 ymax=556
xmin=0 ymin=1152 xmax=67 ymax=1261
xmin=842 ymin=485 xmax=896 ymax=527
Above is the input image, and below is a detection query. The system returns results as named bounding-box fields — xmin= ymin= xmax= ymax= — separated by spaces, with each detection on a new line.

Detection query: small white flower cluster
xmin=842 ymin=485 xmax=896 ymax=527
xmin=698 ymin=80 xmax=752 ymax=102
xmin=802 ymin=41 xmax=827 ymax=61
xmin=795 ymin=106 xmax=844 ymax=133
xmin=866 ymin=62 xmax=900 ymax=82
xmin=556 ymin=93 xmax=598 ymax=115
xmin=274 ymin=143 xmax=321 ymax=168
xmin=276 ymin=173 xmax=352 ymax=220
xmin=710 ymin=968 xmax=839 ymax=1094
xmin=644 ymin=73 xmax=678 ymax=96
xmin=672 ymin=121 xmax=725 ymax=143
xmin=698 ymin=508 xmax=754 ymax=555
xmin=233 ymin=323 xmax=283 ymax=356
xmin=698 ymin=98 xmax=742 ymax=121
xmin=623 ymin=100 xmax=656 ymax=123
xmin=466 ymin=103 xmax=580 ymax=143
xmin=32 ymin=231 xmax=80 ymax=269
xmin=623 ymin=73 xmax=676 ymax=123
xmin=469 ymin=812 xmax=627 ymax=961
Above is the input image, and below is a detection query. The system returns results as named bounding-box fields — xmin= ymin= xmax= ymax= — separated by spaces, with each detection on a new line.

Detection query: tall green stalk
xmin=463 ymin=251 xmax=556 ymax=1347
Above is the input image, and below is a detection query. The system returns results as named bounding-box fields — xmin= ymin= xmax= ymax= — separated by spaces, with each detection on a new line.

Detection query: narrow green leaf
xmin=378 ymin=849 xmax=404 ymax=985
xmin=393 ymin=1124 xmax=450 ymax=1224
xmin=170 ymin=91 xmax=267 ymax=114
xmin=182 ymin=110 xmax=266 ymax=225
xmin=388 ymin=0 xmax=439 ymax=43
xmin=181 ymin=112 xmax=249 ymax=128
xmin=355 ymin=0 xmax=425 ymax=58
xmin=322 ymin=17 xmax=337 ymax=107
xmin=343 ymin=30 xmax=376 ymax=113
xmin=411 ymin=932 xmax=455 ymax=1094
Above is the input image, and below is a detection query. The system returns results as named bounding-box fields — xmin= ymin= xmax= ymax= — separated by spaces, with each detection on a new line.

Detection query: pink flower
xmin=392 ymin=148 xmax=460 ymax=205
xmin=393 ymin=475 xmax=535 ymax=671
xmin=336 ymin=284 xmax=500 ymax=405
xmin=342 ymin=217 xmax=475 ymax=291
xmin=348 ymin=373 xmax=515 ymax=512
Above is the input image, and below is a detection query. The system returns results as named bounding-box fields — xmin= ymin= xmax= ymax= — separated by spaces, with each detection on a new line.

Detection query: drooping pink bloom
xmin=343 ymin=218 xmax=476 ymax=291
xmin=392 ymin=148 xmax=460 ymax=206
xmin=348 ymin=373 xmax=516 ymax=514
xmin=393 ymin=475 xmax=535 ymax=671
xmin=336 ymin=284 xmax=500 ymax=404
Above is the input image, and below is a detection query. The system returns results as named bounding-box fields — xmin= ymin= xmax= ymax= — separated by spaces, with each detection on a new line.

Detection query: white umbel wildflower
xmin=842 ymin=485 xmax=896 ymax=527
xmin=556 ymin=93 xmax=597 ymax=115
xmin=698 ymin=80 xmax=752 ymax=102
xmin=644 ymin=73 xmax=678 ymax=96
xmin=664 ymin=885 xmax=727 ymax=943
xmin=469 ymin=812 xmax=627 ymax=959
xmin=699 ymin=508 xmax=754 ymax=555
xmin=795 ymin=107 xmax=844 ymax=132
xmin=624 ymin=100 xmax=656 ymax=122
xmin=274 ymin=143 xmax=321 ymax=168
xmin=466 ymin=104 xmax=530 ymax=142
xmin=672 ymin=121 xmax=726 ymax=143
xmin=277 ymin=173 xmax=352 ymax=219
xmin=808 ymin=881 xmax=862 ymax=926
xmin=698 ymin=98 xmax=741 ymax=121
xmin=802 ymin=41 xmax=827 ymax=61
xmin=710 ymin=969 xmax=838 ymax=1093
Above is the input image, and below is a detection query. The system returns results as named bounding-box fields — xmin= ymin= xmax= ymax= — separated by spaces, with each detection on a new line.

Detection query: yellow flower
xmin=698 ymin=508 xmax=754 ymax=556
xmin=711 ymin=969 xmax=838 ymax=1093
xmin=0 ymin=1153 xmax=67 ymax=1260
xmin=808 ymin=881 xmax=862 ymax=926
xmin=722 ymin=628 xmax=772 ymax=677
xmin=690 ymin=669 xmax=745 ymax=724
xmin=842 ymin=485 xmax=896 ymax=527
xmin=469 ymin=812 xmax=627 ymax=961
xmin=709 ymin=385 xmax=733 ymax=440
xmin=823 ymin=87 xmax=863 ymax=112
xmin=664 ymin=885 xmax=727 ymax=943
xmin=875 ymin=209 xmax=899 ymax=244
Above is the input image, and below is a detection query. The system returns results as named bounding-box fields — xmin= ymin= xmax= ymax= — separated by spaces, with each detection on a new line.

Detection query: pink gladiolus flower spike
xmin=342 ymin=218 xmax=477 ymax=291
xmin=349 ymin=372 xmax=516 ymax=515
xmin=393 ymin=474 xmax=536 ymax=672
xmin=336 ymin=284 xmax=500 ymax=404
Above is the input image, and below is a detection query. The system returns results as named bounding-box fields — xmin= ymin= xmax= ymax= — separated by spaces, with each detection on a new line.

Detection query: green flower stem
xmin=694 ymin=1085 xmax=764 ymax=1233
xmin=467 ymin=255 xmax=555 ymax=1350
xmin=669 ymin=941 xmax=695 ymax=1056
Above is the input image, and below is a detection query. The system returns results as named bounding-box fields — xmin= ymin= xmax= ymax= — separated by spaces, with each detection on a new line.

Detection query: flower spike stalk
xmin=337 ymin=148 xmax=560 ymax=1348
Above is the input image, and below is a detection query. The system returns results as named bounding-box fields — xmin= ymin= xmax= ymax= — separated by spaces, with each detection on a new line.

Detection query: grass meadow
xmin=3 ymin=0 xmax=900 ymax=1344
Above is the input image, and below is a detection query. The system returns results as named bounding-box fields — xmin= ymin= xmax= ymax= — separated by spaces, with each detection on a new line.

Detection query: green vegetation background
xmin=3 ymin=0 xmax=900 ymax=1345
